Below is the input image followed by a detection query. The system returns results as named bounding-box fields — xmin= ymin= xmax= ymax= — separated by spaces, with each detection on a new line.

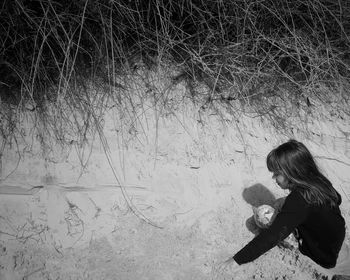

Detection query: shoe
xmin=332 ymin=275 xmax=350 ymax=280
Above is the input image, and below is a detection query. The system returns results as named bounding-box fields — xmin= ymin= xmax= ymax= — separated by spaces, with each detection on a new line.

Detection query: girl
xmin=216 ymin=140 xmax=349 ymax=279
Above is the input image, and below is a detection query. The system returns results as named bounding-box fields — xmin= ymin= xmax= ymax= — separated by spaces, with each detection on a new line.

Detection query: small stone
xmin=253 ymin=205 xmax=275 ymax=229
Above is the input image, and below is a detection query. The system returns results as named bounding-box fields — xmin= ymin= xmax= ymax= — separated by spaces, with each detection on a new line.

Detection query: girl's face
xmin=272 ymin=172 xmax=289 ymax=189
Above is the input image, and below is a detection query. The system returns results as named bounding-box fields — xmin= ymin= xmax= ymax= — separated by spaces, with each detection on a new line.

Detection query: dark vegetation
xmin=1 ymin=0 xmax=350 ymax=142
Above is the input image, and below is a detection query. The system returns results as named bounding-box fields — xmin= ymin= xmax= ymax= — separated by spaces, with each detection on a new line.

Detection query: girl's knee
xmin=273 ymin=197 xmax=286 ymax=212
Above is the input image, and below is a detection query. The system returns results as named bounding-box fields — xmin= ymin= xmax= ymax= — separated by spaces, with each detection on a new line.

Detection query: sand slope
xmin=1 ymin=85 xmax=349 ymax=279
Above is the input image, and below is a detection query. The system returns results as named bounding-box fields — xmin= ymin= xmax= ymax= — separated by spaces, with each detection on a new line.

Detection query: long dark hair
xmin=266 ymin=139 xmax=340 ymax=208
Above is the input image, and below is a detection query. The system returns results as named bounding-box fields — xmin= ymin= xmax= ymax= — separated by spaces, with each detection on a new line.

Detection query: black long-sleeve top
xmin=233 ymin=190 xmax=345 ymax=268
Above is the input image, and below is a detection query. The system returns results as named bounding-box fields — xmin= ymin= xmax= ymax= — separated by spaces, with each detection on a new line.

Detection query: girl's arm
xmin=233 ymin=191 xmax=308 ymax=265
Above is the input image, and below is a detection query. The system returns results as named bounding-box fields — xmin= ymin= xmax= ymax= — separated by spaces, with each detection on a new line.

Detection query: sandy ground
xmin=1 ymin=75 xmax=350 ymax=279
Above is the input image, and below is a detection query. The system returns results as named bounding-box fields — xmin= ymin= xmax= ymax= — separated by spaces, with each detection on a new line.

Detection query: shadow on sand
xmin=242 ymin=183 xmax=283 ymax=235
xmin=242 ymin=183 xmax=276 ymax=207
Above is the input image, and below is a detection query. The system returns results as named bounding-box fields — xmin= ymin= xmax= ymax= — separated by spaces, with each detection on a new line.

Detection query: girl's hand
xmin=212 ymin=257 xmax=240 ymax=279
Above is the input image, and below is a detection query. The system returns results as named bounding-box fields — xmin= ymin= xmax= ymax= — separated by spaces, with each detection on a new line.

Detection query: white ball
xmin=253 ymin=204 xmax=276 ymax=229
